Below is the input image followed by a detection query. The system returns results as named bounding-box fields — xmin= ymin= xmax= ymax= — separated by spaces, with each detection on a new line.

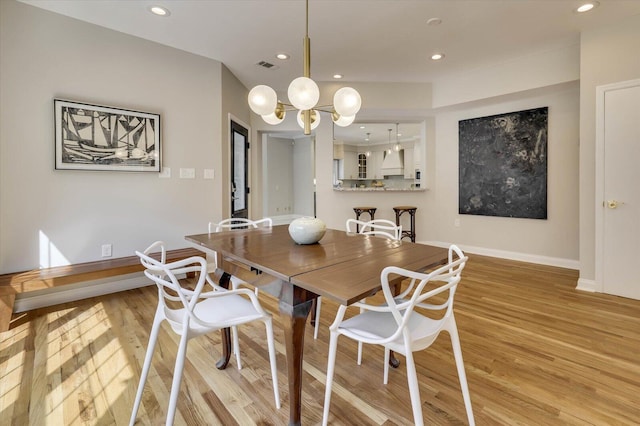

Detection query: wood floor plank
xmin=1 ymin=254 xmax=639 ymax=425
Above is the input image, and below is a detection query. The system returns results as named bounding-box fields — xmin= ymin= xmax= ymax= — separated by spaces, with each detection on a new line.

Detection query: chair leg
xmin=449 ymin=324 xmax=475 ymax=426
xmin=383 ymin=348 xmax=390 ymax=384
xmin=232 ymin=325 xmax=242 ymax=370
xmin=314 ymin=297 xmax=322 ymax=339
xmin=322 ymin=331 xmax=340 ymax=426
xmin=356 ymin=300 xmax=366 ymax=365
xmin=404 ymin=349 xmax=424 ymax=426
xmin=129 ymin=313 xmax=162 ymax=426
xmin=264 ymin=319 xmax=281 ymax=409
xmin=165 ymin=332 xmax=190 ymax=426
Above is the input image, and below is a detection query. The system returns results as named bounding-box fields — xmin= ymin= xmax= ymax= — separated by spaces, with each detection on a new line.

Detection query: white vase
xmin=288 ymin=217 xmax=326 ymax=245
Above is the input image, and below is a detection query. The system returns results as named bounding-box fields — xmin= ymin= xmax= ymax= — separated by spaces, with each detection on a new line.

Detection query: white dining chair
xmin=207 ymin=217 xmax=272 ymax=366
xmin=207 ymin=217 xmax=272 ymax=285
xmin=312 ymin=218 xmax=401 ymax=340
xmin=346 ymin=218 xmax=402 ymax=241
xmin=322 ymin=245 xmax=474 ymax=426
xmin=130 ymin=241 xmax=280 ymax=426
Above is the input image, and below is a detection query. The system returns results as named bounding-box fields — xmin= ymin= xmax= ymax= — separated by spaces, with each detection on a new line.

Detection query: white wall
xmin=426 ymin=83 xmax=580 ymax=264
xmin=292 ymin=136 xmax=315 ymax=217
xmin=432 ymin=44 xmax=580 ymax=108
xmin=263 ymin=136 xmax=294 ymax=217
xmin=0 ymin=1 xmax=225 ymax=272
xmin=221 ymin=65 xmax=252 ymax=219
xmin=4 ymin=0 xmax=636 ymax=279
xmin=579 ymin=14 xmax=640 ymax=281
xmin=313 ymin=69 xmax=581 ymax=268
xmin=262 ymin=135 xmax=315 ymax=218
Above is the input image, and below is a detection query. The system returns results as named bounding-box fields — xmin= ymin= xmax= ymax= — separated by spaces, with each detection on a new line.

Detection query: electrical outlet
xmin=454 ymin=219 xmax=461 ymax=228
xmin=203 ymin=168 xmax=215 ymax=179
xmin=101 ymin=244 xmax=112 ymax=257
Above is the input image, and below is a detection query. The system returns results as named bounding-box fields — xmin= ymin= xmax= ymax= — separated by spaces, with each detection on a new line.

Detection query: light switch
xmin=179 ymin=168 xmax=195 ymax=179
xmin=203 ymin=168 xmax=215 ymax=180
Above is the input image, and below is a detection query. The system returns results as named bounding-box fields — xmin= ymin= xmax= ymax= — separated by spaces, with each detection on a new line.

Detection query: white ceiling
xmin=19 ymin=0 xmax=640 ymax=144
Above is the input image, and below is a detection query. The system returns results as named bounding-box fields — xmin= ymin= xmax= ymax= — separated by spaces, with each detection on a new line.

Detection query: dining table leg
xmin=215 ymin=271 xmax=233 ymax=370
xmin=279 ymin=283 xmax=315 ymax=426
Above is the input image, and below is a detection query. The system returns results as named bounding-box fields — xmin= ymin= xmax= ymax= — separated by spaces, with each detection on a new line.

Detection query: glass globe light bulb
xmin=333 ymin=87 xmax=361 ymax=116
xmin=332 ymin=114 xmax=355 ymax=127
xmin=288 ymin=77 xmax=320 ymax=110
xmin=248 ymin=85 xmax=277 ymax=116
xmin=394 ymin=144 xmax=401 ymax=152
xmin=296 ymin=109 xmax=321 ymax=130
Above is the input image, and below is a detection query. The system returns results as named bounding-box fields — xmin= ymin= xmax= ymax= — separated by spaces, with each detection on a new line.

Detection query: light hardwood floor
xmin=1 ymin=254 xmax=639 ymax=425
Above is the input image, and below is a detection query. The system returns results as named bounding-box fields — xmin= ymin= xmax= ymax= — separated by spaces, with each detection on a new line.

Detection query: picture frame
xmin=458 ymin=107 xmax=548 ymax=219
xmin=54 ymin=99 xmax=161 ymax=172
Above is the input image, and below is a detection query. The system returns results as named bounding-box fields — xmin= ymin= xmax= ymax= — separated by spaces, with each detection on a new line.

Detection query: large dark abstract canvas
xmin=54 ymin=99 xmax=161 ymax=172
xmin=459 ymin=107 xmax=547 ymax=219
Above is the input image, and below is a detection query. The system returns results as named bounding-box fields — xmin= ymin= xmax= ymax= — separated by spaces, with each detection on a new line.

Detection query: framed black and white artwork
xmin=458 ymin=107 xmax=548 ymax=219
xmin=54 ymin=99 xmax=161 ymax=172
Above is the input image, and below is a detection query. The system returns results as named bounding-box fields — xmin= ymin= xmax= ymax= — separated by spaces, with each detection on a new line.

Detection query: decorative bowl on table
xmin=288 ymin=217 xmax=326 ymax=244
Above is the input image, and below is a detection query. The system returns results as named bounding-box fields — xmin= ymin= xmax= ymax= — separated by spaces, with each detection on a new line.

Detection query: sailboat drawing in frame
xmin=54 ymin=99 xmax=161 ymax=172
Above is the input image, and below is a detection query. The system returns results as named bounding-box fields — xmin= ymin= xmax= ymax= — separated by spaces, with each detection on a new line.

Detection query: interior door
xmin=231 ymin=120 xmax=249 ymax=219
xmin=597 ymin=80 xmax=640 ymax=299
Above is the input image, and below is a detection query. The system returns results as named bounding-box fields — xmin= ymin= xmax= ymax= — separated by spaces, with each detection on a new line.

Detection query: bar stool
xmin=353 ymin=207 xmax=377 ymax=233
xmin=393 ymin=206 xmax=417 ymax=242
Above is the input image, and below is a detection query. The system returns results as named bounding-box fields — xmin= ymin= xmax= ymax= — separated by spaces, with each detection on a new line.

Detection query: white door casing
xmin=595 ymin=79 xmax=640 ymax=300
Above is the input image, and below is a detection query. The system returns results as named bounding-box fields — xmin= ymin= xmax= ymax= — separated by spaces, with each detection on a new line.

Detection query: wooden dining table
xmin=186 ymin=225 xmax=448 ymax=426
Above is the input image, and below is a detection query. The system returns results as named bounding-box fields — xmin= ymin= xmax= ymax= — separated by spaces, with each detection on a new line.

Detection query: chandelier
xmin=247 ymin=0 xmax=362 ymax=135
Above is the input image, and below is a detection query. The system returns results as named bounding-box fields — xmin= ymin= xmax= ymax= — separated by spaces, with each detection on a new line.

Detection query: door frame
xmin=594 ymin=78 xmax=640 ymax=293
xmin=228 ymin=114 xmax=251 ymax=218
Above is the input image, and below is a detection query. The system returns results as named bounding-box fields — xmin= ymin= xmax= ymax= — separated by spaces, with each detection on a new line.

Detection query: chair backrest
xmin=136 ymin=241 xmax=212 ymax=330
xmin=346 ymin=218 xmax=402 ymax=241
xmin=379 ymin=244 xmax=467 ymax=340
xmin=208 ymin=217 xmax=272 ymax=234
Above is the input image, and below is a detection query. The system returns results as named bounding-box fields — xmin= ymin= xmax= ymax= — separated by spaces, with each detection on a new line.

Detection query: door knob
xmin=607 ymin=200 xmax=623 ymax=209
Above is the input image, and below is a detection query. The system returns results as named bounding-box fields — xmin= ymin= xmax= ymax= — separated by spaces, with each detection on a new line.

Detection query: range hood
xmin=381 ymin=150 xmax=404 ymax=176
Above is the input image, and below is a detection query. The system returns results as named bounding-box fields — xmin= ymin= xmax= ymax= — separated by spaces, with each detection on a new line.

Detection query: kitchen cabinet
xmin=413 ymin=143 xmax=422 ymax=169
xmin=403 ymin=147 xmax=414 ymax=179
xmin=367 ymin=151 xmax=383 ymax=179
xmin=343 ymin=151 xmax=359 ymax=179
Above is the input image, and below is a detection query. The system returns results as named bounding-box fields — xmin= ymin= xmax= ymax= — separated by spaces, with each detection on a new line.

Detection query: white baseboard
xmin=576 ymin=278 xmax=598 ymax=292
xmin=13 ymin=272 xmax=152 ymax=313
xmin=423 ymin=240 xmax=580 ymax=270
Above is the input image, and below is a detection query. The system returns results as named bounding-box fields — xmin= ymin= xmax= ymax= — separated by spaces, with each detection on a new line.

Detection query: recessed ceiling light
xmin=431 ymin=53 xmax=445 ymax=61
xmin=576 ymin=2 xmax=599 ymax=13
xmin=149 ymin=6 xmax=170 ymax=16
xmin=275 ymin=53 xmax=289 ymax=60
xmin=427 ymin=18 xmax=442 ymax=26
xmin=360 ymin=125 xmax=366 ymax=129
xmin=333 ymin=74 xmax=343 ymax=79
